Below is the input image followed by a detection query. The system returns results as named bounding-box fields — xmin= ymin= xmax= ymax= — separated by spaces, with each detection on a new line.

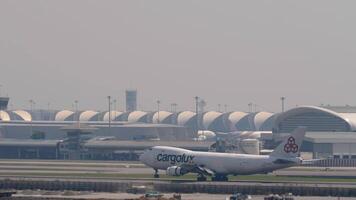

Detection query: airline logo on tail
xmin=284 ymin=136 xmax=298 ymax=153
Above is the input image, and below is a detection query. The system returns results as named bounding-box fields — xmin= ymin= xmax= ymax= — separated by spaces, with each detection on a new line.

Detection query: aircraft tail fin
xmin=270 ymin=127 xmax=306 ymax=158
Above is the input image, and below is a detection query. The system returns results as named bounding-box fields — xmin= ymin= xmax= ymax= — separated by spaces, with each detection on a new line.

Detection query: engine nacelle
xmin=166 ymin=166 xmax=187 ymax=176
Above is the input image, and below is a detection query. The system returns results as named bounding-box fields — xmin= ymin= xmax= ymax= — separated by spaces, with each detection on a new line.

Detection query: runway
xmin=13 ymin=191 xmax=356 ymax=200
xmin=2 ymin=175 xmax=356 ymax=198
xmin=1 ymin=160 xmax=356 ymax=197
xmin=0 ymin=159 xmax=356 ymax=180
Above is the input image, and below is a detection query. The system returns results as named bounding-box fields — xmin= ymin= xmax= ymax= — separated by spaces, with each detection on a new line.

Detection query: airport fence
xmin=305 ymin=158 xmax=356 ymax=167
xmin=1 ymin=178 xmax=356 ymax=197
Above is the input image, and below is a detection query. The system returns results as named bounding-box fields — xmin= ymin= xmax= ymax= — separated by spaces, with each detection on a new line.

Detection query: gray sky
xmin=0 ymin=1 xmax=355 ymax=112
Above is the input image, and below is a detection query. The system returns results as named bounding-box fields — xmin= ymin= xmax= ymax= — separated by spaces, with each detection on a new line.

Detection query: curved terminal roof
xmin=152 ymin=111 xmax=173 ymax=124
xmin=177 ymin=111 xmax=197 ymax=127
xmin=227 ymin=111 xmax=276 ymax=131
xmin=127 ymin=111 xmax=148 ymax=123
xmin=103 ymin=111 xmax=124 ymax=121
xmin=234 ymin=113 xmax=255 ymax=131
xmin=274 ymin=105 xmax=356 ymax=133
xmin=202 ymin=111 xmax=226 ymax=131
xmin=254 ymin=111 xmax=274 ymax=131
xmin=339 ymin=113 xmax=356 ymax=130
xmin=259 ymin=113 xmax=278 ymax=131
xmin=0 ymin=111 xmax=10 ymax=121
xmin=228 ymin=111 xmax=248 ymax=131
xmin=12 ymin=110 xmax=32 ymax=121
xmin=55 ymin=110 xmax=75 ymax=121
xmin=79 ymin=110 xmax=99 ymax=121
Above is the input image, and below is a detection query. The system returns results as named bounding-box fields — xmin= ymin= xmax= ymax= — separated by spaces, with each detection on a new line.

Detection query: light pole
xmin=248 ymin=103 xmax=252 ymax=113
xmin=195 ymin=96 xmax=199 ymax=131
xmin=108 ymin=96 xmax=111 ymax=134
xmin=74 ymin=100 xmax=79 ymax=124
xmin=0 ymin=84 xmax=2 ymax=96
xmin=281 ymin=97 xmax=286 ymax=112
xmin=156 ymin=100 xmax=160 ymax=123
xmin=29 ymin=100 xmax=34 ymax=114
xmin=218 ymin=104 xmax=221 ymax=112
xmin=74 ymin=100 xmax=78 ymax=117
xmin=171 ymin=103 xmax=177 ymax=113
xmin=47 ymin=102 xmax=51 ymax=120
xmin=224 ymin=104 xmax=228 ymax=112
xmin=29 ymin=99 xmax=35 ymax=134
xmin=0 ymin=86 xmax=2 ymax=133
xmin=113 ymin=99 xmax=117 ymax=111
xmin=113 ymin=99 xmax=117 ymax=119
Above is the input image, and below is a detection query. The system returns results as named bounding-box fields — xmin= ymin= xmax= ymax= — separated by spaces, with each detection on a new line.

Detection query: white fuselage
xmin=140 ymin=146 xmax=301 ymax=175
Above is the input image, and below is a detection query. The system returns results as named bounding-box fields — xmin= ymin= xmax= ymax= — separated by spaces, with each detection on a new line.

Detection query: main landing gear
xmin=153 ymin=169 xmax=159 ymax=178
xmin=211 ymin=174 xmax=228 ymax=181
xmin=196 ymin=174 xmax=207 ymax=181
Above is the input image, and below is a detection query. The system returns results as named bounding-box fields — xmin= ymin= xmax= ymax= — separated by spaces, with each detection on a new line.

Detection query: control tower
xmin=125 ymin=90 xmax=137 ymax=112
xmin=0 ymin=97 xmax=9 ymax=110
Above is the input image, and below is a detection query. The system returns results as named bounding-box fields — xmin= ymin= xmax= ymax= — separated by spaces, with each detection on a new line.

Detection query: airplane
xmin=140 ymin=127 xmax=307 ymax=181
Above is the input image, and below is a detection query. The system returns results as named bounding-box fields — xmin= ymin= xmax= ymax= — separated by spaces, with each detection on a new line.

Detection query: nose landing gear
xmin=153 ymin=169 xmax=159 ymax=178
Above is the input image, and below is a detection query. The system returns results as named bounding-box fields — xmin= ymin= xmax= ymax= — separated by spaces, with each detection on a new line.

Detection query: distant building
xmin=125 ymin=90 xmax=137 ymax=112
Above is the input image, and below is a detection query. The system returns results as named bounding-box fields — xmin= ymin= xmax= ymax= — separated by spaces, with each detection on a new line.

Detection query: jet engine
xmin=166 ymin=166 xmax=187 ymax=176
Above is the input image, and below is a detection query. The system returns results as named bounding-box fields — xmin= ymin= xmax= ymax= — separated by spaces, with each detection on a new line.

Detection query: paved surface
xmin=13 ymin=192 xmax=356 ymax=200
xmin=1 ymin=160 xmax=356 ymax=199
xmin=275 ymin=167 xmax=356 ymax=177
xmin=1 ymin=159 xmax=356 ymax=178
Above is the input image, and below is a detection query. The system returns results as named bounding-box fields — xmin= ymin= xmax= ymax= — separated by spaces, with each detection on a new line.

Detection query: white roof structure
xmin=12 ymin=110 xmax=32 ymax=121
xmin=228 ymin=111 xmax=248 ymax=131
xmin=152 ymin=111 xmax=173 ymax=124
xmin=339 ymin=113 xmax=356 ymax=130
xmin=103 ymin=111 xmax=124 ymax=121
xmin=231 ymin=113 xmax=254 ymax=131
xmin=274 ymin=105 xmax=356 ymax=133
xmin=127 ymin=111 xmax=148 ymax=123
xmin=230 ymin=112 xmax=276 ymax=131
xmin=177 ymin=111 xmax=196 ymax=126
xmin=254 ymin=111 xmax=274 ymax=131
xmin=55 ymin=110 xmax=74 ymax=121
xmin=79 ymin=110 xmax=99 ymax=121
xmin=0 ymin=107 xmax=276 ymax=132
xmin=202 ymin=111 xmax=224 ymax=131
xmin=0 ymin=111 xmax=10 ymax=121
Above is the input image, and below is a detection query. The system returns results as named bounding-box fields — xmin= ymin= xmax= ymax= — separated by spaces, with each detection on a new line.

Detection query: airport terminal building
xmin=274 ymin=105 xmax=356 ymax=159
xmin=2 ymin=105 xmax=356 ymax=160
xmin=0 ymin=108 xmax=278 ymax=143
xmin=0 ymin=107 xmax=277 ymax=160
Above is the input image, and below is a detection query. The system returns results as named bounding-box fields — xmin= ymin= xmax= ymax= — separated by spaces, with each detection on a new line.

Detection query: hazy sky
xmin=1 ymin=1 xmax=355 ymax=112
